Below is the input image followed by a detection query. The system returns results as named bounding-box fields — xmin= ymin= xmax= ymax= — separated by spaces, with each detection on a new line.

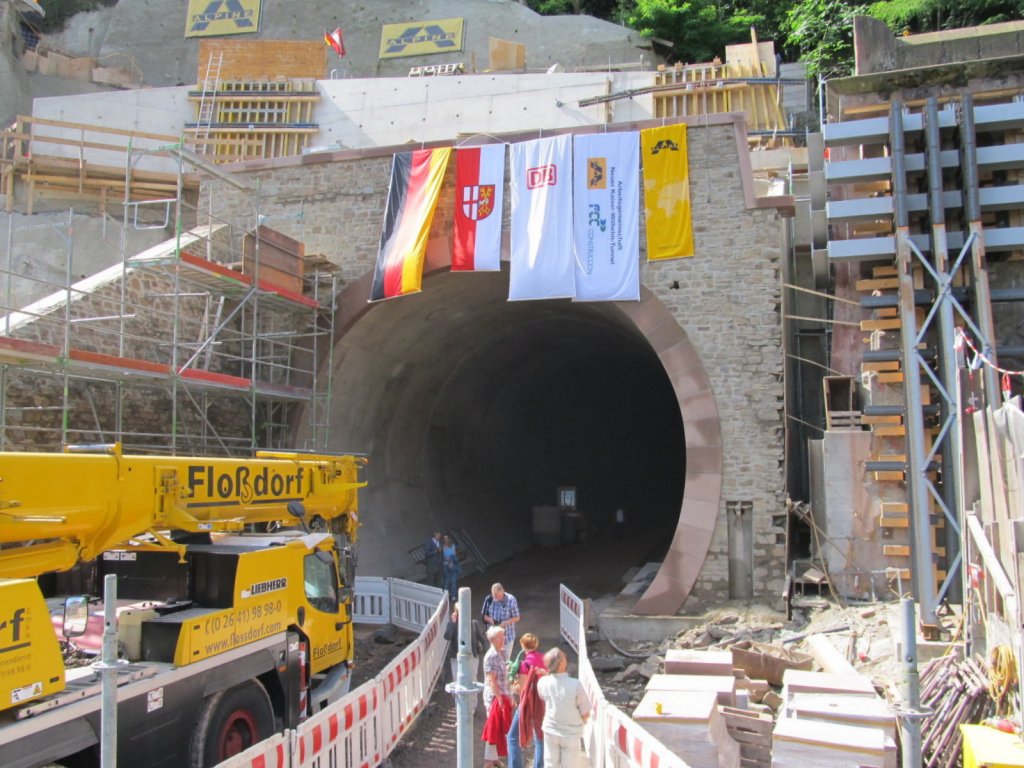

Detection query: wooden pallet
xmin=721 ymin=706 xmax=773 ymax=768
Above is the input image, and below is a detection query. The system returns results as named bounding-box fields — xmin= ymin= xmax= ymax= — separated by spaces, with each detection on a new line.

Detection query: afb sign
xmin=185 ymin=0 xmax=262 ymax=38
xmin=379 ymin=17 xmax=464 ymax=59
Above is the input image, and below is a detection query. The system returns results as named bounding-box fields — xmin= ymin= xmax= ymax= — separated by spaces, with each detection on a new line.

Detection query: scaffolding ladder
xmin=195 ymin=52 xmax=223 ymax=156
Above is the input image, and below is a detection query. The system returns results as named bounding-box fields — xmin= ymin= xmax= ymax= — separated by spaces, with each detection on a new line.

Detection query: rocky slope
xmin=2 ymin=0 xmax=657 ymax=127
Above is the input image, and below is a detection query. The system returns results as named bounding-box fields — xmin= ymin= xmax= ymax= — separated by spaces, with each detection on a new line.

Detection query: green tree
xmin=525 ymin=0 xmax=625 ymax=18
xmin=782 ymin=0 xmax=866 ymax=77
xmin=625 ymin=0 xmax=767 ymax=63
xmin=35 ymin=0 xmax=117 ymax=32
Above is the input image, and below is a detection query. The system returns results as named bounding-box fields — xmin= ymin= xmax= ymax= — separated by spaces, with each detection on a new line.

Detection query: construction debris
xmin=919 ymin=653 xmax=996 ymax=768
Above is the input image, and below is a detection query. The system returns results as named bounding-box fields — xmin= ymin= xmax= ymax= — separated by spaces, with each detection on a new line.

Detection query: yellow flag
xmin=641 ymin=124 xmax=694 ymax=260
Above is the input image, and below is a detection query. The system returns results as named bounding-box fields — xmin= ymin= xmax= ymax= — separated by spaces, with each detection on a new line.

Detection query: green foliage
xmin=625 ymin=0 xmax=766 ymax=63
xmin=525 ymin=0 xmax=625 ymax=18
xmin=35 ymin=0 xmax=117 ymax=33
xmin=782 ymin=0 xmax=866 ymax=78
xmin=867 ymin=0 xmax=1024 ymax=33
xmin=522 ymin=0 xmax=1024 ymax=80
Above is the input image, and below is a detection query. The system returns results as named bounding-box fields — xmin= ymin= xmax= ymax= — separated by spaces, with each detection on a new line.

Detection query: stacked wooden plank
xmin=721 ymin=706 xmax=774 ymax=768
xmin=634 ymin=691 xmax=741 ymax=768
xmin=646 ymin=648 xmax=771 ymax=768
xmin=772 ymin=669 xmax=896 ymax=768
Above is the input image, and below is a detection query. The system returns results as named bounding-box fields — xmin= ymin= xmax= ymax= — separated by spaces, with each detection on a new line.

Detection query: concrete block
xmin=665 ymin=648 xmax=734 ymax=677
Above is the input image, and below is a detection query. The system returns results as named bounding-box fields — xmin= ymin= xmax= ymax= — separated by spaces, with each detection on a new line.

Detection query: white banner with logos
xmin=572 ymin=132 xmax=640 ymax=302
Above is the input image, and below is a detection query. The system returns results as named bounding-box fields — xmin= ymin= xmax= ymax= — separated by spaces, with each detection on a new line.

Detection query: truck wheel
xmin=189 ymin=680 xmax=275 ymax=767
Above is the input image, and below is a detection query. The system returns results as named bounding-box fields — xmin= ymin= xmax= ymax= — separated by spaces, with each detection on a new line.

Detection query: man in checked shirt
xmin=481 ymin=582 xmax=521 ymax=647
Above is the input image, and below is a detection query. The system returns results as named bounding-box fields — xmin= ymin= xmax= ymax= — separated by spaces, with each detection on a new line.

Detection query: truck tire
xmin=189 ymin=680 xmax=275 ymax=768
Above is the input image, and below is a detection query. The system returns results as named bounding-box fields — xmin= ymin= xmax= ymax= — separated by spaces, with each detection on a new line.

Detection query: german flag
xmin=370 ymin=148 xmax=452 ymax=301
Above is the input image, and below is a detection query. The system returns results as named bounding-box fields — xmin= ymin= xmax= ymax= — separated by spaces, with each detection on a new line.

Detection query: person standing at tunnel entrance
xmin=482 ymin=582 xmax=521 ymax=647
xmin=442 ymin=533 xmax=461 ymax=600
xmin=537 ymin=648 xmax=591 ymax=768
xmin=423 ymin=529 xmax=443 ymax=587
xmin=482 ymin=625 xmax=513 ymax=768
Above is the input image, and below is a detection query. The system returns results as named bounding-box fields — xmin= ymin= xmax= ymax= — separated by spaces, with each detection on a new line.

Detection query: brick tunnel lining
xmin=319 ymin=268 xmax=686 ymax=580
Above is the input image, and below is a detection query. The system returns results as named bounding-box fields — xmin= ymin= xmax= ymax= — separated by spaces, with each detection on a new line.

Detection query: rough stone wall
xmin=0 ymin=261 xmax=307 ymax=453
xmin=1 ymin=368 xmax=252 ymax=453
xmin=204 ymin=124 xmax=788 ymax=607
xmin=202 ymin=156 xmax=395 ymax=289
xmin=641 ymin=124 xmax=787 ymax=606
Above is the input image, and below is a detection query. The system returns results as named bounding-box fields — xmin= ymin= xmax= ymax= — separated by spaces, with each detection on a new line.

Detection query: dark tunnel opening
xmin=321 ymin=267 xmax=687 ymax=578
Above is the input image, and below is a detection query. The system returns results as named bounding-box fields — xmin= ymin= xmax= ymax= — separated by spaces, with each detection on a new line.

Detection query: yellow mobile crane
xmin=0 ymin=445 xmax=367 ymax=768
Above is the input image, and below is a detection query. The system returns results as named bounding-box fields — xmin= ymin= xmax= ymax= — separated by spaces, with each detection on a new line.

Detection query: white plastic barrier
xmin=559 ymin=583 xmax=691 ymax=768
xmin=600 ymin=704 xmax=691 ymax=768
xmin=378 ymin=596 xmax=447 ymax=755
xmin=560 ymin=581 xmax=584 ymax=652
xmin=216 ymin=579 xmax=448 ymax=768
xmin=294 ymin=678 xmax=384 ymax=768
xmin=350 ymin=575 xmax=389 ymax=624
xmin=389 ymin=578 xmax=445 ymax=632
xmin=215 ymin=731 xmax=290 ymax=768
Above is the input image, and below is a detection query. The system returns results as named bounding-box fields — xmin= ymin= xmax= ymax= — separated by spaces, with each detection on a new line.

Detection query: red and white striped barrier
xmin=559 ymin=582 xmax=584 ymax=652
xmin=216 ymin=581 xmax=449 ymax=768
xmin=599 ymin=703 xmax=691 ymax=768
xmin=560 ymin=583 xmax=691 ymax=768
xmin=293 ymin=679 xmax=383 ymax=768
xmin=215 ymin=731 xmax=289 ymax=768
xmin=379 ymin=600 xmax=446 ymax=754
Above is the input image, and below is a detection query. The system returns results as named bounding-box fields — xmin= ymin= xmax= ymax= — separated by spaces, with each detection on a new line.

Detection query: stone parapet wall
xmin=642 ymin=124 xmax=787 ymax=606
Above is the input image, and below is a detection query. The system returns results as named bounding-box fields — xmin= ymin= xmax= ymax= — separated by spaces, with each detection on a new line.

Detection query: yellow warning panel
xmin=185 ymin=0 xmax=262 ymax=39
xmin=962 ymin=724 xmax=1024 ymax=768
xmin=379 ymin=17 xmax=464 ymax=59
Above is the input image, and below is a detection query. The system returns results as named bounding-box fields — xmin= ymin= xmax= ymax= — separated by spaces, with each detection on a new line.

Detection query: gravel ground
xmin=350 ymin=624 xmax=495 ymax=768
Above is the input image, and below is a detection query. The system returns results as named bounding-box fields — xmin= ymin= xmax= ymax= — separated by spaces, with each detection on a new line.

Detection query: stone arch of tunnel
xmin=311 ymin=265 xmax=722 ymax=615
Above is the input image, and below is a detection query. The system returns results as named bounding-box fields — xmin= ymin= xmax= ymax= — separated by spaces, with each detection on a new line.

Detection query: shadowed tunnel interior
xmin=323 ymin=267 xmax=686 ymax=579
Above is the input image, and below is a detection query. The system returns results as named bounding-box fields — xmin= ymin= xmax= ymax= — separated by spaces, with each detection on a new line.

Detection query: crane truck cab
xmin=0 ymin=445 xmax=366 ymax=768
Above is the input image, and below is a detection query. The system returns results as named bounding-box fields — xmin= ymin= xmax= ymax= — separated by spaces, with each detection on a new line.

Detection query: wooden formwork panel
xmin=198 ymin=40 xmax=326 ymax=81
xmin=489 ymin=37 xmax=525 ymax=71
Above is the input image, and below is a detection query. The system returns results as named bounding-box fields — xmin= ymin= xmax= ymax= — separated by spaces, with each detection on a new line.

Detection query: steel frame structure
xmin=0 ymin=143 xmax=336 ymax=455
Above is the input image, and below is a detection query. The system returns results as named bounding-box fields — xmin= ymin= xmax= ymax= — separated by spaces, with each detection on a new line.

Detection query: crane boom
xmin=0 ymin=444 xmax=366 ymax=578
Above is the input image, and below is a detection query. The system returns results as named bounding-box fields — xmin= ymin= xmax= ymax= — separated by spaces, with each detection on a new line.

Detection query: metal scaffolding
xmin=821 ymin=93 xmax=1018 ymax=629
xmin=0 ymin=142 xmax=337 ymax=455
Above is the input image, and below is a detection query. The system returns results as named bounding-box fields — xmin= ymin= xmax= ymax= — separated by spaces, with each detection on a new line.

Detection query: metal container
xmin=532 ymin=505 xmax=561 ymax=548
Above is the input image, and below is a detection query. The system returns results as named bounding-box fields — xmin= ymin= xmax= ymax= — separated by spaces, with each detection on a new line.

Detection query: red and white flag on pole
xmin=452 ymin=144 xmax=505 ymax=272
xmin=509 ymin=135 xmax=575 ymax=300
xmin=324 ymin=27 xmax=345 ymax=57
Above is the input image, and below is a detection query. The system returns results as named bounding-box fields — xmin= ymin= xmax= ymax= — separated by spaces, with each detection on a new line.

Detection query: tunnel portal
xmin=324 ymin=267 xmax=689 ymax=581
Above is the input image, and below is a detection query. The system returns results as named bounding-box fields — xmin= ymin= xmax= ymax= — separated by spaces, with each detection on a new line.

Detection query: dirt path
xmin=356 ymin=531 xmax=655 ymax=767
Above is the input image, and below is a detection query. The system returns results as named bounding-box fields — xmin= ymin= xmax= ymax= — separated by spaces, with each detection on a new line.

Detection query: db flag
xmin=324 ymin=27 xmax=345 ymax=57
xmin=509 ymin=135 xmax=574 ymax=300
xmin=452 ymin=145 xmax=505 ymax=271
xmin=369 ymin=148 xmax=451 ymax=302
